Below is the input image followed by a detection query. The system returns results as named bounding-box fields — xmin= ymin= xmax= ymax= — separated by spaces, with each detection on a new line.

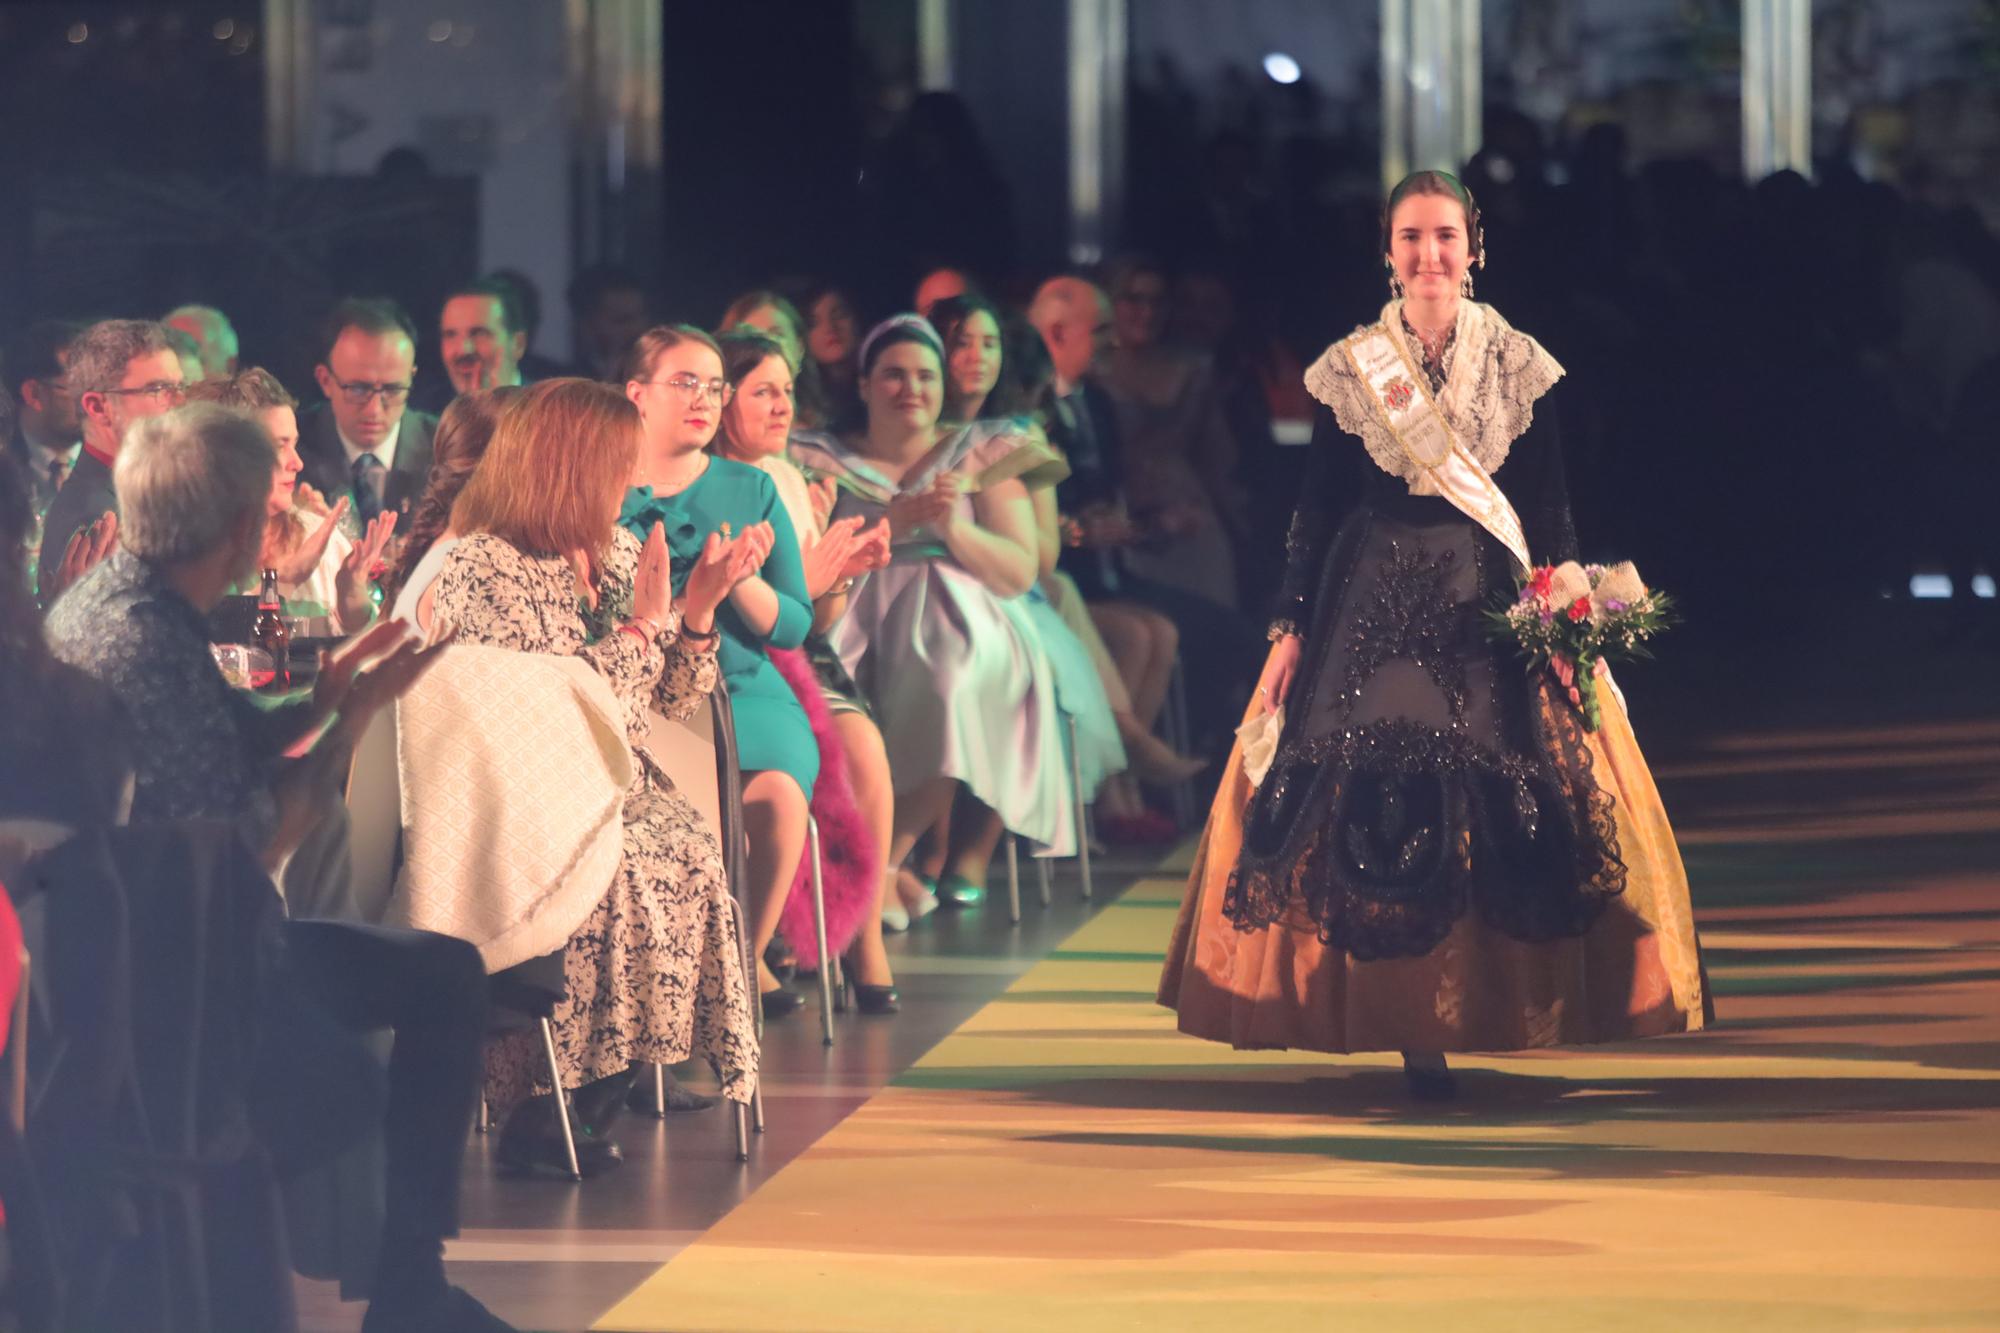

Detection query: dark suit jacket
xmin=1045 ymin=379 xmax=1129 ymax=598
xmin=35 ymin=448 xmax=116 ymax=607
xmin=295 ymin=404 xmax=438 ymax=522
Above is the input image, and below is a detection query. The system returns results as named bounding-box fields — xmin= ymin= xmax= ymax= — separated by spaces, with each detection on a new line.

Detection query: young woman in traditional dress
xmin=1159 ymin=171 xmax=1709 ymax=1098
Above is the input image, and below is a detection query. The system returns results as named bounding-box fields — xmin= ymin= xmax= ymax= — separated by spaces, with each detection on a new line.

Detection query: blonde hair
xmin=450 ymin=378 xmax=638 ymax=557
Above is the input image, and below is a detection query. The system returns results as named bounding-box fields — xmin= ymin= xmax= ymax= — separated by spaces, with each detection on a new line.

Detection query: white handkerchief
xmin=1237 ymin=706 xmax=1285 ymax=789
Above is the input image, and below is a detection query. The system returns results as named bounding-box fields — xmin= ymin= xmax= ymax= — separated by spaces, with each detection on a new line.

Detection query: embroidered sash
xmin=1340 ymin=325 xmax=1533 ymax=572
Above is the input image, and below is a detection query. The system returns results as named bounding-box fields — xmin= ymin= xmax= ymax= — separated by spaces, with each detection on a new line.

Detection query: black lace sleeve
xmin=1271 ymin=404 xmax=1363 ymax=635
xmin=1510 ymin=389 xmax=1579 ymax=566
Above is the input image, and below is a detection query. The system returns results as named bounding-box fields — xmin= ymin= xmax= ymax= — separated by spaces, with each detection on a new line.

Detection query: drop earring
xmin=1460 ymin=269 xmax=1474 ymax=299
xmin=1386 ymin=263 xmax=1405 ymax=301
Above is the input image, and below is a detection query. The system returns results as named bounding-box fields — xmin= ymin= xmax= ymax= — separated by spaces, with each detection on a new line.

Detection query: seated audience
xmin=384 ymin=386 xmax=520 ymax=631
xmin=922 ymin=295 xmax=1130 ymax=892
xmin=1030 ymin=276 xmax=1257 ymax=761
xmin=187 ymin=367 xmax=396 ymax=633
xmin=620 ymin=326 xmax=828 ymax=1018
xmin=914 ymin=265 xmax=974 ymax=318
xmin=440 ymin=279 xmax=529 ymax=399
xmin=720 ymin=290 xmax=830 ymax=428
xmin=163 ymin=302 xmax=240 ymax=380
xmin=3 ymin=318 xmax=84 ymax=584
xmin=428 ymin=378 xmax=763 ymax=1167
xmin=568 ymin=264 xmax=654 ymax=382
xmin=793 ymin=316 xmax=1074 ymax=889
xmin=487 ymin=268 xmax=572 ymax=382
xmin=938 ymin=297 xmax=1199 ymax=835
xmin=1100 ymin=255 xmax=1248 ymax=610
xmin=303 ymin=297 xmax=438 ymax=524
xmin=706 ymin=327 xmax=899 ymax=997
xmin=37 ymin=319 xmax=183 ymax=606
xmin=162 ymin=324 xmax=209 ymax=386
xmin=803 ymin=283 xmax=863 ymax=426
xmin=40 ymin=404 xmax=511 ymax=1332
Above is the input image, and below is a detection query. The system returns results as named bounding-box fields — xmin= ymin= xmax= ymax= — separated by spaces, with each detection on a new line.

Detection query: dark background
xmin=4 ymin=0 xmax=1996 ymax=640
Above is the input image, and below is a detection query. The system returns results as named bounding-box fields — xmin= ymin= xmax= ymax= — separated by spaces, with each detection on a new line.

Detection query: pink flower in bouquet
xmin=1528 ymin=566 xmax=1555 ymax=601
xmin=1567 ymin=596 xmax=1591 ymax=623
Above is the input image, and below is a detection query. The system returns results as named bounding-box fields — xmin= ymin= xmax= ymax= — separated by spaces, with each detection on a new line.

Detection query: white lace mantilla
xmin=1303 ymin=299 xmax=1564 ymax=493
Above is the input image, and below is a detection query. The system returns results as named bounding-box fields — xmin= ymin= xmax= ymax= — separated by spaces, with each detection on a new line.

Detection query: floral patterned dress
xmin=431 ymin=528 xmax=759 ymax=1107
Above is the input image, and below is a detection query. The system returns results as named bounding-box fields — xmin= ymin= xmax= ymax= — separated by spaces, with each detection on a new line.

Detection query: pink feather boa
xmin=769 ymin=645 xmax=879 ymax=967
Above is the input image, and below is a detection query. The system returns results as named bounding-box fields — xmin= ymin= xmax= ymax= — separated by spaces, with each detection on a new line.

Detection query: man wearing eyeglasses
xmin=37 ymin=319 xmax=185 ymax=607
xmin=299 ymin=297 xmax=438 ymax=528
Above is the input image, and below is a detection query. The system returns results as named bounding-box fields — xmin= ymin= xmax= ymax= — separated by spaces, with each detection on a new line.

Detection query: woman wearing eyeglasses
xmin=619 ymin=326 xmax=821 ymax=1020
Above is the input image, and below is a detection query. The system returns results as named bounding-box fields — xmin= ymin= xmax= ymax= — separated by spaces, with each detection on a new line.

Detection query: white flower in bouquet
xmin=1588 ymin=561 xmax=1648 ymax=624
xmin=1546 ymin=561 xmax=1591 ymax=608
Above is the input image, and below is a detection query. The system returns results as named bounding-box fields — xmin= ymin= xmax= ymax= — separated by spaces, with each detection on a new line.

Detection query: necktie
xmin=45 ymin=457 xmax=67 ymax=508
xmin=352 ymin=452 xmax=387 ymax=523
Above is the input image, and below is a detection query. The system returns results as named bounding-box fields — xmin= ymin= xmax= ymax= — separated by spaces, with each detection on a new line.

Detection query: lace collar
xmin=1302 ymin=299 xmax=1564 ymax=492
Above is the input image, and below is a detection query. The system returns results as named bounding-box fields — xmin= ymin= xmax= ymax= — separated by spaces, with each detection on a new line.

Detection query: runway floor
xmin=299 ymin=646 xmax=2000 ymax=1332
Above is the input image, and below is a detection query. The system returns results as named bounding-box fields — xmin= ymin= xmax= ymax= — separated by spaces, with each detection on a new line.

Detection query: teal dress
xmin=620 ymin=458 xmax=819 ymax=797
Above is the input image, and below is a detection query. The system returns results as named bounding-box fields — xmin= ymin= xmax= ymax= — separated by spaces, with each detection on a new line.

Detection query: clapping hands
xmin=275 ymin=496 xmax=351 ymax=586
xmin=681 ymin=521 xmax=773 ymax=623
xmin=886 ymin=474 xmax=961 ymax=540
xmin=49 ymin=510 xmax=119 ymax=600
xmin=802 ymin=515 xmax=891 ymax=599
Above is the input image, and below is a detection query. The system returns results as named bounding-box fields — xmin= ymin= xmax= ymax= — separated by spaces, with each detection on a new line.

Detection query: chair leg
xmin=724 ymin=892 xmax=764 ymax=1152
xmin=1036 ymin=849 xmax=1053 ymax=907
xmin=538 ymin=1019 xmax=582 ymax=1182
xmin=832 ymin=953 xmax=848 ymax=1013
xmin=477 ymin=1097 xmax=490 ymax=1135
xmin=808 ymin=817 xmax=835 ymax=1047
xmin=652 ymin=1063 xmax=667 ymax=1118
xmin=1005 ymin=836 xmax=1022 ymax=925
xmin=1067 ymin=714 xmax=1093 ymax=900
xmin=1166 ymin=657 xmax=1197 ymax=829
xmin=752 ymin=1086 xmax=766 ymax=1135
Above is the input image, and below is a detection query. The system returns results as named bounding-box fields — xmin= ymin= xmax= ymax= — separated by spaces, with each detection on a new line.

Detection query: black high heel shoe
xmin=837 ymin=955 xmax=899 ymax=1015
xmin=760 ymin=985 xmax=806 ymax=1020
xmin=495 ymin=1093 xmax=624 ymax=1178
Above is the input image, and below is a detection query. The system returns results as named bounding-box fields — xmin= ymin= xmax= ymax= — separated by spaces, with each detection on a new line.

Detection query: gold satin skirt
xmin=1159 ymin=652 xmax=1711 ymax=1054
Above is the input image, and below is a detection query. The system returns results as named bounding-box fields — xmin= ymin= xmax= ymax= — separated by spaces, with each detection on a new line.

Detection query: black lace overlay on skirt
xmin=1226 ymin=497 xmax=1624 ymax=961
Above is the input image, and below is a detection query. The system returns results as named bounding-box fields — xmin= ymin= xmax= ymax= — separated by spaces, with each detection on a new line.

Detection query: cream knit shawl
xmin=386 ymin=644 xmax=633 ymax=971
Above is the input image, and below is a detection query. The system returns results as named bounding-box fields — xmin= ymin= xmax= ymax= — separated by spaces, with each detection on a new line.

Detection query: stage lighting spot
xmin=1974 ymin=574 xmax=1996 ymax=599
xmin=1909 ymin=573 xmax=1953 ymax=599
xmin=1264 ymin=53 xmax=1302 ymax=85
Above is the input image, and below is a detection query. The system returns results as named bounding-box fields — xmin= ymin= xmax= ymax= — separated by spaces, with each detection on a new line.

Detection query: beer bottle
xmin=251 ymin=567 xmax=291 ymax=693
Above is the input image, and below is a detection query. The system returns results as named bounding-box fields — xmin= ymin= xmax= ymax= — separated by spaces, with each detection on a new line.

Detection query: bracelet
xmin=679 ymin=621 xmax=719 ymax=645
xmin=1267 ymin=620 xmax=1302 ymax=642
xmin=827 ymin=580 xmax=855 ymax=599
xmin=632 ymin=614 xmax=666 ymax=641
xmin=616 ymin=623 xmax=654 ymax=648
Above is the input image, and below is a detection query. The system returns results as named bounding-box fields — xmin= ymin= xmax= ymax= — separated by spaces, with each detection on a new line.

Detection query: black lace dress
xmin=1224 ymin=365 xmax=1625 ymax=964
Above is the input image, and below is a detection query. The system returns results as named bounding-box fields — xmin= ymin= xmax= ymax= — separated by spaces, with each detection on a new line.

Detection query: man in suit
xmin=299 ymin=297 xmax=438 ymax=526
xmin=1031 ymin=276 xmax=1258 ymax=759
xmin=4 ymin=319 xmax=85 ymax=530
xmin=37 ymin=319 xmax=185 ymax=607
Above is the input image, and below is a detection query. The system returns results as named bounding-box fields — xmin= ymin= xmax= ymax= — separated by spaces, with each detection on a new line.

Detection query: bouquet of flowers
xmin=1486 ymin=560 xmax=1673 ymax=730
